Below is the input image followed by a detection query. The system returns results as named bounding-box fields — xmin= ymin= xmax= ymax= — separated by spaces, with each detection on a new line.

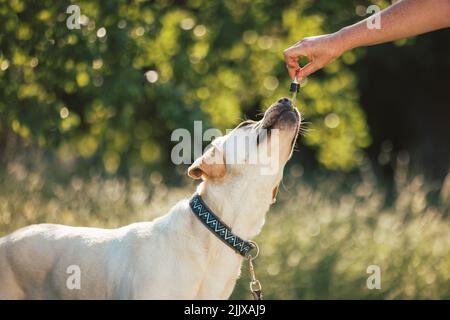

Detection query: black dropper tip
xmin=289 ymin=81 xmax=300 ymax=93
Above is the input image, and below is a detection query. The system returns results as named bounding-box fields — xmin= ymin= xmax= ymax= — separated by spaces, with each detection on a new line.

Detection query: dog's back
xmin=0 ymin=223 xmax=138 ymax=299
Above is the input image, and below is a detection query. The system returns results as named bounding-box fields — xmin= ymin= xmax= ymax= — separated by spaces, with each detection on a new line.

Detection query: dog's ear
xmin=187 ymin=146 xmax=226 ymax=180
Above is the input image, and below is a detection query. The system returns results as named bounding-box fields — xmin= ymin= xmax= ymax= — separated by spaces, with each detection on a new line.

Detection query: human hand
xmin=283 ymin=33 xmax=346 ymax=80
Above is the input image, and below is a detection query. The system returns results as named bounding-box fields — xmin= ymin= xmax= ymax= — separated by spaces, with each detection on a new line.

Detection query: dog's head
xmin=188 ymin=97 xmax=300 ymax=204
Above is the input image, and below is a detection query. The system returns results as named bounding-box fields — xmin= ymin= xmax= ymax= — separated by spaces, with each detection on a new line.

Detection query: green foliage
xmin=1 ymin=0 xmax=449 ymax=301
xmin=0 ymin=0 xmax=370 ymax=172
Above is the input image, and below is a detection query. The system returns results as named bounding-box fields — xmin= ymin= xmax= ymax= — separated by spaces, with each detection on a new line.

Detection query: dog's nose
xmin=277 ymin=97 xmax=292 ymax=108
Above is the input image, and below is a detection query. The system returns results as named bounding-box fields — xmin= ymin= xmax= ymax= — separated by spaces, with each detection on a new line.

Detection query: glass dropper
xmin=289 ymin=77 xmax=300 ymax=110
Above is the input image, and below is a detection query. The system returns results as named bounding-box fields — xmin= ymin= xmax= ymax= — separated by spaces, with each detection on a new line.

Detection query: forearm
xmin=337 ymin=0 xmax=450 ymax=51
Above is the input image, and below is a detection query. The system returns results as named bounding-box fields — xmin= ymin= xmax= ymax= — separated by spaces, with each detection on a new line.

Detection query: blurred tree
xmin=0 ymin=0 xmax=371 ymax=175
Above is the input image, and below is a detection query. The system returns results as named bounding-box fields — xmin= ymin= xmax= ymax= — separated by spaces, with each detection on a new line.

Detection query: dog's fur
xmin=0 ymin=98 xmax=300 ymax=299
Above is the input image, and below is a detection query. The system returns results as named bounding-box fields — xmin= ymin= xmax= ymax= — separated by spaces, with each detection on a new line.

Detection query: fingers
xmin=287 ymin=63 xmax=300 ymax=80
xmin=283 ymin=45 xmax=307 ymax=80
xmin=284 ymin=34 xmax=340 ymax=80
xmin=284 ymin=54 xmax=300 ymax=80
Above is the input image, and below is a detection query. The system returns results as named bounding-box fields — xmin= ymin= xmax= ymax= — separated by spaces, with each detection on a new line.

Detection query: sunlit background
xmin=0 ymin=0 xmax=449 ymax=299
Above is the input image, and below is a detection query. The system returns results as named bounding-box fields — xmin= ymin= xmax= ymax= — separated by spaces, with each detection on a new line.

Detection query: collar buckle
xmin=247 ymin=244 xmax=263 ymax=300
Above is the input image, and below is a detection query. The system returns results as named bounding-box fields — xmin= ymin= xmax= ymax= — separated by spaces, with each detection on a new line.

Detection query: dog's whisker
xmin=280 ymin=179 xmax=293 ymax=197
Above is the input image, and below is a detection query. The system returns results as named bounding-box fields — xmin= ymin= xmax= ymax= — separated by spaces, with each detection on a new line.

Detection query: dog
xmin=0 ymin=97 xmax=300 ymax=299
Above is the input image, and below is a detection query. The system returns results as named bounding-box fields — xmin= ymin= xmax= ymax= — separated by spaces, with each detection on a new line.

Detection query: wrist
xmin=333 ymin=26 xmax=356 ymax=55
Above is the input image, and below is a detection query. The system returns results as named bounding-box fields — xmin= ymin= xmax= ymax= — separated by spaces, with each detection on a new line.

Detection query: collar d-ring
xmin=246 ymin=240 xmax=260 ymax=260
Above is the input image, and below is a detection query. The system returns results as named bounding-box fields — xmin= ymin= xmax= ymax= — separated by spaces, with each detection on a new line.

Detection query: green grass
xmin=1 ymin=159 xmax=449 ymax=299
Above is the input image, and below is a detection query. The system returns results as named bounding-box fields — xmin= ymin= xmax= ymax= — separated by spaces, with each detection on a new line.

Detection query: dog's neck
xmin=196 ymin=180 xmax=272 ymax=240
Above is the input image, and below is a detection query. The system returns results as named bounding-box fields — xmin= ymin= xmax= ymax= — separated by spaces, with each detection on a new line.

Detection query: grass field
xmin=1 ymin=156 xmax=449 ymax=299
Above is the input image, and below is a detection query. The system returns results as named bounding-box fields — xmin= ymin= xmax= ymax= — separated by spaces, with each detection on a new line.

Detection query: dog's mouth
xmin=255 ymin=98 xmax=301 ymax=145
xmin=233 ymin=97 xmax=301 ymax=148
xmin=261 ymin=98 xmax=300 ymax=128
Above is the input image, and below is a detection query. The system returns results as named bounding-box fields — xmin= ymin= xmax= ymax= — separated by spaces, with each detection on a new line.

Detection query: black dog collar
xmin=189 ymin=193 xmax=255 ymax=257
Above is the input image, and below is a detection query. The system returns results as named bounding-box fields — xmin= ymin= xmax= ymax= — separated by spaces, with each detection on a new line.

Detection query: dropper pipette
xmin=289 ymin=77 xmax=300 ymax=110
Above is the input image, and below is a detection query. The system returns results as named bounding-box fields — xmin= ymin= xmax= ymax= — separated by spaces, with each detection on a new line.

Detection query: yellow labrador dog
xmin=0 ymin=98 xmax=300 ymax=299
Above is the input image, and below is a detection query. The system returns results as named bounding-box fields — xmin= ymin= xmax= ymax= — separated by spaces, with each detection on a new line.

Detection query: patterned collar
xmin=189 ymin=193 xmax=255 ymax=257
